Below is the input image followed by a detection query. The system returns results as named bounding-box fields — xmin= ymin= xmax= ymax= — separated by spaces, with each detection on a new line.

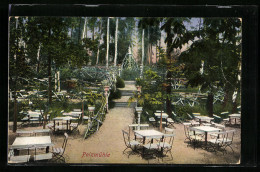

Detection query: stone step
xmin=114 ymin=102 xmax=136 ymax=108
xmin=121 ymin=91 xmax=135 ymax=96
xmin=124 ymin=81 xmax=136 ymax=85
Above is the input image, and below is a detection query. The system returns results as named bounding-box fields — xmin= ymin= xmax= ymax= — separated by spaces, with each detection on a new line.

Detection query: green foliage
xmin=109 ymin=89 xmax=122 ymax=100
xmin=175 ymin=105 xmax=193 ymax=120
xmin=121 ymin=69 xmax=140 ymax=80
xmin=116 ymin=76 xmax=125 ymax=88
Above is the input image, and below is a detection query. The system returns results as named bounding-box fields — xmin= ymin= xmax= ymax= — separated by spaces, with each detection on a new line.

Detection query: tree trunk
xmin=141 ymin=29 xmax=145 ymax=77
xmin=106 ymin=17 xmax=110 ymax=69
xmin=48 ymin=55 xmax=52 ymax=105
xmin=147 ymin=27 xmax=150 ymax=64
xmin=78 ymin=17 xmax=82 ymax=44
xmin=206 ymin=93 xmax=214 ymax=117
xmin=222 ymin=89 xmax=229 ymax=108
xmin=82 ymin=17 xmax=87 ymax=40
xmin=13 ymin=95 xmax=17 ymax=132
xmin=166 ymin=40 xmax=172 ymax=116
xmin=37 ymin=43 xmax=41 ymax=73
xmin=96 ymin=19 xmax=102 ymax=65
xmin=114 ymin=18 xmax=118 ymax=67
xmin=92 ymin=26 xmax=95 ymax=41
xmin=150 ymin=44 xmax=153 ymax=64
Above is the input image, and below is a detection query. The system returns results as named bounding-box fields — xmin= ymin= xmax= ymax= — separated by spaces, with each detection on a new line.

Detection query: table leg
xmin=54 ymin=120 xmax=56 ymax=132
xmin=142 ymin=137 xmax=146 ymax=156
xmin=229 ymin=117 xmax=231 ymax=125
xmin=67 ymin=120 xmax=68 ymax=131
xmin=14 ymin=149 xmax=19 ymax=156
xmin=205 ymin=132 xmax=208 ymax=145
xmin=46 ymin=146 xmax=49 ymax=153
xmin=235 ymin=118 xmax=237 ymax=124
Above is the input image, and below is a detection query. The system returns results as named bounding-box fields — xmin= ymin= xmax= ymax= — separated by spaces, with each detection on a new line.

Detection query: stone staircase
xmin=114 ymin=80 xmax=136 ymax=108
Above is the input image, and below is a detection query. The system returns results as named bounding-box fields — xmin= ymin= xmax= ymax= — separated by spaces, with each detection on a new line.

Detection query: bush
xmin=175 ymin=105 xmax=193 ymax=121
xmin=109 ymin=89 xmax=122 ymax=100
xmin=116 ymin=76 xmax=125 ymax=88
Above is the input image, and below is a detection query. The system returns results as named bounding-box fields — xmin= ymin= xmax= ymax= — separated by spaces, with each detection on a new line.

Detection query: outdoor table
xmin=134 ymin=129 xmax=164 ymax=144
xmin=229 ymin=114 xmax=241 ymax=124
xmin=154 ymin=112 xmax=168 ymax=119
xmin=63 ymin=111 xmax=82 ymax=118
xmin=11 ymin=136 xmax=53 ymax=155
xmin=134 ymin=129 xmax=164 ymax=155
xmin=189 ymin=126 xmax=221 ymax=144
xmin=53 ymin=117 xmax=76 ymax=132
xmin=194 ymin=116 xmax=214 ymax=125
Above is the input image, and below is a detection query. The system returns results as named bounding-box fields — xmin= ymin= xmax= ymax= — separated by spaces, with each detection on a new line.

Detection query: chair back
xmin=62 ymin=133 xmax=69 ymax=155
xmin=122 ymin=130 xmax=130 ymax=147
xmin=183 ymin=123 xmax=191 ymax=138
xmin=161 ymin=134 xmax=174 ymax=149
xmin=146 ymin=135 xmax=162 ymax=150
xmin=165 ymin=127 xmax=174 ymax=134
xmin=223 ymin=130 xmax=235 ymax=143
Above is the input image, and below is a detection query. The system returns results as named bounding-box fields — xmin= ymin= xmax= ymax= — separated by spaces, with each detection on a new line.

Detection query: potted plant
xmin=101 ymin=80 xmax=110 ymax=91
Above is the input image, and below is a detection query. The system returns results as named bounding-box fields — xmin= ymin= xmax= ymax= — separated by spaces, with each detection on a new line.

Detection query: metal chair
xmin=167 ymin=118 xmax=175 ymax=128
xmin=148 ymin=117 xmax=156 ymax=127
xmin=164 ymin=127 xmax=174 ymax=134
xmin=183 ymin=123 xmax=204 ymax=148
xmin=142 ymin=135 xmax=162 ymax=160
xmin=157 ymin=134 xmax=175 ymax=161
xmin=122 ymin=130 xmax=141 ymax=158
xmin=52 ymin=132 xmax=68 ymax=163
xmin=208 ymin=130 xmax=235 ymax=154
xmin=8 ymin=147 xmax=31 ymax=163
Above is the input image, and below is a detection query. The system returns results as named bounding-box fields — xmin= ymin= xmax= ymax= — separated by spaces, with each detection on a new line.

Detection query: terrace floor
xmin=8 ymin=106 xmax=241 ymax=164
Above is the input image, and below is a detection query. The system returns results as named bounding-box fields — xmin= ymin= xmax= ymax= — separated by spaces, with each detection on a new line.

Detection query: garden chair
xmin=33 ymin=145 xmax=53 ymax=162
xmin=142 ymin=135 xmax=162 ymax=160
xmin=122 ymin=130 xmax=141 ymax=158
xmin=8 ymin=148 xmax=31 ymax=163
xmin=183 ymin=123 xmax=204 ymax=148
xmin=208 ymin=130 xmax=235 ymax=154
xmin=157 ymin=134 xmax=175 ymax=161
xmin=210 ymin=123 xmax=225 ymax=139
xmin=167 ymin=118 xmax=175 ymax=128
xmin=223 ymin=118 xmax=230 ymax=125
xmin=52 ymin=133 xmax=68 ymax=163
xmin=148 ymin=117 xmax=156 ymax=127
xmin=128 ymin=124 xmax=149 ymax=141
xmin=164 ymin=127 xmax=174 ymax=134
xmin=70 ymin=119 xmax=80 ymax=134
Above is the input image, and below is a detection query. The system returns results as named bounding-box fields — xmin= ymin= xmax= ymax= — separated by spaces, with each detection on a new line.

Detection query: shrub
xmin=108 ymin=89 xmax=122 ymax=100
xmin=175 ymin=105 xmax=193 ymax=120
xmin=116 ymin=76 xmax=125 ymax=88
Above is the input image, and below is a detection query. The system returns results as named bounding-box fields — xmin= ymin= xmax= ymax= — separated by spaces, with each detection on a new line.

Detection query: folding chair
xmin=122 ymin=130 xmax=141 ymax=158
xmin=142 ymin=135 xmax=162 ymax=160
xmin=157 ymin=134 xmax=175 ymax=161
xmin=167 ymin=118 xmax=175 ymax=128
xmin=52 ymin=133 xmax=68 ymax=163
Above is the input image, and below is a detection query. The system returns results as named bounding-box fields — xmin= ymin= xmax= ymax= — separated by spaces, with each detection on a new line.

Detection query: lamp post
xmin=104 ymin=86 xmax=110 ymax=112
xmin=136 ymin=107 xmax=143 ymax=130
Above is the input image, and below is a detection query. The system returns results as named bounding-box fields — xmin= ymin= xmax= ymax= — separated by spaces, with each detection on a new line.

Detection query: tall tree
xmin=161 ymin=17 xmax=192 ymax=116
xmin=9 ymin=16 xmax=32 ymax=132
xmin=96 ymin=18 xmax=103 ymax=65
xmin=180 ymin=18 xmax=241 ymax=116
xmin=106 ymin=17 xmax=110 ymax=68
xmin=114 ymin=17 xmax=119 ymax=66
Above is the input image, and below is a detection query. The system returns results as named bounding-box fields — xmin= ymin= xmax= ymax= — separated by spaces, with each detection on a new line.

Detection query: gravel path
xmin=65 ymin=107 xmax=147 ymax=164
